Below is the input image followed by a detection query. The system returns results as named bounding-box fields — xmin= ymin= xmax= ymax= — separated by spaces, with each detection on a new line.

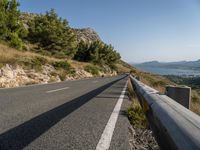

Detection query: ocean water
xmin=136 ymin=66 xmax=200 ymax=76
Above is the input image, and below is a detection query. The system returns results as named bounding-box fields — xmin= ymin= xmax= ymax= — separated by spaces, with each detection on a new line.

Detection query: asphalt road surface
xmin=0 ymin=74 xmax=131 ymax=150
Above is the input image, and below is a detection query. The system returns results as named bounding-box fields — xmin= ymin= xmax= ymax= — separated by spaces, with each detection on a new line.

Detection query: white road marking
xmin=93 ymin=80 xmax=99 ymax=83
xmin=46 ymin=87 xmax=69 ymax=93
xmin=95 ymin=80 xmax=128 ymax=150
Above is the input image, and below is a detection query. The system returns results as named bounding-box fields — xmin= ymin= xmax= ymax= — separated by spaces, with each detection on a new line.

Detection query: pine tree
xmin=28 ymin=9 xmax=77 ymax=58
xmin=0 ymin=0 xmax=27 ymax=49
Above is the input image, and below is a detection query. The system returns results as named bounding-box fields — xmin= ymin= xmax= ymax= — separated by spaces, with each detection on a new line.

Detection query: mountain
xmin=135 ymin=60 xmax=200 ymax=70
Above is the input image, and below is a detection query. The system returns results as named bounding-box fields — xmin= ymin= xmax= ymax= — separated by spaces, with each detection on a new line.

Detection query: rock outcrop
xmin=0 ymin=64 xmax=61 ymax=88
xmin=74 ymin=28 xmax=102 ymax=43
xmin=0 ymin=64 xmax=117 ymax=88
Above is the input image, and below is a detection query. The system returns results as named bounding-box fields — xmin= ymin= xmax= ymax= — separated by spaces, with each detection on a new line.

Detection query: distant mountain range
xmin=134 ymin=60 xmax=200 ymax=70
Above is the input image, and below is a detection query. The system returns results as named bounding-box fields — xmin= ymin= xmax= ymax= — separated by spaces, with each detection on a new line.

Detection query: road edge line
xmin=95 ymin=80 xmax=128 ymax=150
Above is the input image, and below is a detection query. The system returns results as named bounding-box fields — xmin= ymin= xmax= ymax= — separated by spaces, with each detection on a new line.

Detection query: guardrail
xmin=129 ymin=75 xmax=200 ymax=150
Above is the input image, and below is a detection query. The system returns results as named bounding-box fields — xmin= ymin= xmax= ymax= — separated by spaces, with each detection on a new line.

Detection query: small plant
xmin=127 ymin=80 xmax=147 ymax=128
xmin=130 ymin=69 xmax=136 ymax=74
xmin=127 ymin=101 xmax=147 ymax=129
xmin=151 ymin=80 xmax=166 ymax=87
xmin=52 ymin=61 xmax=75 ymax=77
xmin=52 ymin=61 xmax=71 ymax=70
xmin=9 ymin=33 xmax=23 ymax=50
xmin=32 ymin=57 xmax=47 ymax=66
xmin=84 ymin=65 xmax=100 ymax=76
xmin=18 ymin=56 xmax=47 ymax=71
xmin=57 ymin=70 xmax=67 ymax=81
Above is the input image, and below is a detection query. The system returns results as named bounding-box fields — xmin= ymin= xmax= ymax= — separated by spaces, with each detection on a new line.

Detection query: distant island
xmin=133 ymin=60 xmax=200 ymax=76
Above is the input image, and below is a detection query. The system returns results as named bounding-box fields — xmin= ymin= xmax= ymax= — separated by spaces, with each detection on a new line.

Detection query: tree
xmin=28 ymin=9 xmax=77 ymax=58
xmin=73 ymin=40 xmax=90 ymax=61
xmin=74 ymin=40 xmax=121 ymax=68
xmin=0 ymin=0 xmax=27 ymax=49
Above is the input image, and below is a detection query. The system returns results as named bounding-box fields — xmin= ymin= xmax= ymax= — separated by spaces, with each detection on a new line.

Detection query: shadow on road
xmin=0 ymin=76 xmax=127 ymax=150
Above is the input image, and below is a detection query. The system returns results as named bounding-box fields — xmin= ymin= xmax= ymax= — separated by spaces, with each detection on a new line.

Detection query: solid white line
xmin=46 ymin=87 xmax=69 ymax=93
xmin=95 ymin=80 xmax=128 ymax=150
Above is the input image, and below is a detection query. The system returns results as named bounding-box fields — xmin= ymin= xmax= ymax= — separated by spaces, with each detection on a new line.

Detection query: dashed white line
xmin=95 ymin=80 xmax=128 ymax=150
xmin=46 ymin=87 xmax=69 ymax=93
xmin=93 ymin=81 xmax=99 ymax=83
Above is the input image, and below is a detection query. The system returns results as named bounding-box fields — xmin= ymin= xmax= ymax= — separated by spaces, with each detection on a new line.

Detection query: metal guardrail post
xmin=129 ymin=75 xmax=200 ymax=150
xmin=165 ymin=85 xmax=191 ymax=109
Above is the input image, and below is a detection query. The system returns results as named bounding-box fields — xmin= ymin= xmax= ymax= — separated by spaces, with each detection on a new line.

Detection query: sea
xmin=135 ymin=66 xmax=200 ymax=77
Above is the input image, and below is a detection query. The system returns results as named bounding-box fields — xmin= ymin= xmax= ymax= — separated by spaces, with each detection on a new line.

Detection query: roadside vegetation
xmin=74 ymin=40 xmax=121 ymax=68
xmin=127 ymin=80 xmax=147 ymax=128
xmin=0 ymin=0 xmax=27 ymax=49
xmin=0 ymin=0 xmax=127 ymax=80
xmin=131 ymin=69 xmax=200 ymax=115
xmin=84 ymin=65 xmax=101 ymax=76
xmin=127 ymin=79 xmax=159 ymax=149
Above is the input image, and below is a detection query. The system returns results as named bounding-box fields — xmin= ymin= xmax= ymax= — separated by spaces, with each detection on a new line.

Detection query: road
xmin=0 ymin=74 xmax=130 ymax=150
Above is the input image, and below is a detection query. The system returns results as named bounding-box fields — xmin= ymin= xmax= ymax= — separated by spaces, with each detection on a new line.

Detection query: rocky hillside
xmin=0 ymin=12 xmax=133 ymax=88
xmin=20 ymin=13 xmax=101 ymax=43
xmin=0 ymin=43 xmax=130 ymax=88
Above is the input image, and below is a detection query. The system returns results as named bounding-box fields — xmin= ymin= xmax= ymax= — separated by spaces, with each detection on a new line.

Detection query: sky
xmin=18 ymin=0 xmax=200 ymax=63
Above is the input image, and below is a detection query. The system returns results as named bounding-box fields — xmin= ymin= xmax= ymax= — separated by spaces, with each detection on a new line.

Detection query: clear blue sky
xmin=18 ymin=0 xmax=200 ymax=63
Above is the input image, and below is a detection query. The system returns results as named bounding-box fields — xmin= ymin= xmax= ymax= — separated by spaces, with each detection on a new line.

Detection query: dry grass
xmin=116 ymin=63 xmax=132 ymax=73
xmin=0 ymin=43 xmax=67 ymax=65
xmin=68 ymin=59 xmax=92 ymax=69
xmin=191 ymin=89 xmax=200 ymax=115
xmin=0 ymin=43 xmax=132 ymax=73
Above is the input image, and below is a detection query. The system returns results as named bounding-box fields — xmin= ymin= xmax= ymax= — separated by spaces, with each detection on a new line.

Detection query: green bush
xmin=18 ymin=57 xmax=47 ymax=71
xmin=84 ymin=65 xmax=100 ymax=76
xmin=52 ymin=61 xmax=76 ymax=78
xmin=28 ymin=9 xmax=77 ymax=58
xmin=130 ymin=69 xmax=137 ymax=74
xmin=32 ymin=57 xmax=47 ymax=66
xmin=9 ymin=33 xmax=23 ymax=49
xmin=127 ymin=101 xmax=147 ymax=129
xmin=74 ymin=41 xmax=121 ymax=68
xmin=151 ymin=80 xmax=166 ymax=87
xmin=0 ymin=0 xmax=27 ymax=49
xmin=52 ymin=61 xmax=71 ymax=70
xmin=58 ymin=70 xmax=67 ymax=81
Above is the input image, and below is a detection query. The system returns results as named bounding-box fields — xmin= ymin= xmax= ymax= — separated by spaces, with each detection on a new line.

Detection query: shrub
xmin=52 ymin=60 xmax=75 ymax=75
xmin=18 ymin=56 xmax=47 ymax=71
xmin=127 ymin=101 xmax=147 ymax=129
xmin=58 ymin=70 xmax=67 ymax=81
xmin=0 ymin=0 xmax=27 ymax=49
xmin=84 ymin=65 xmax=100 ymax=76
xmin=130 ymin=69 xmax=136 ymax=74
xmin=151 ymin=80 xmax=167 ymax=87
xmin=9 ymin=33 xmax=23 ymax=49
xmin=52 ymin=61 xmax=71 ymax=70
xmin=28 ymin=9 xmax=77 ymax=58
xmin=74 ymin=41 xmax=121 ymax=68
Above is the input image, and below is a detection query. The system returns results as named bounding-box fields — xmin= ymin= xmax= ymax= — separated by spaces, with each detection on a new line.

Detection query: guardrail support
xmin=165 ymin=86 xmax=191 ymax=109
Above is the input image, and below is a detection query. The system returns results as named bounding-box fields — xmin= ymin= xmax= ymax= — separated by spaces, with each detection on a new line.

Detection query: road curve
xmin=0 ymin=75 xmax=130 ymax=150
